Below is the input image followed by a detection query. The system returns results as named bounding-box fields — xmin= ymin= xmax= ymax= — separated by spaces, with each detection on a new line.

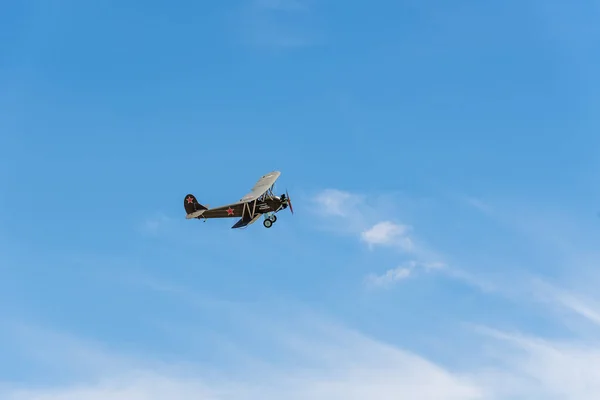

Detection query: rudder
xmin=184 ymin=194 xmax=208 ymax=216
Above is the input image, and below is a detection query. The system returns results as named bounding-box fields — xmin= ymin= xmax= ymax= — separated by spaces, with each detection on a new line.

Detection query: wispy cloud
xmin=454 ymin=196 xmax=600 ymax=397
xmin=365 ymin=260 xmax=445 ymax=288
xmin=7 ymin=274 xmax=600 ymax=399
xmin=531 ymin=278 xmax=600 ymax=328
xmin=312 ymin=188 xmax=449 ymax=285
xmin=0 ymin=314 xmax=486 ymax=400
xmin=365 ymin=265 xmax=412 ymax=287
xmin=311 ymin=189 xmax=408 ymax=239
xmin=313 ymin=189 xmax=364 ymax=218
xmin=473 ymin=326 xmax=600 ymax=399
xmin=8 ymin=197 xmax=600 ymax=400
xmin=360 ymin=221 xmax=414 ymax=251
xmin=7 ymin=189 xmax=600 ymax=398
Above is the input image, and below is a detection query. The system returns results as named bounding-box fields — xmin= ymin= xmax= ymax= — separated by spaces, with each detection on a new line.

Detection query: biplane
xmin=183 ymin=171 xmax=294 ymax=229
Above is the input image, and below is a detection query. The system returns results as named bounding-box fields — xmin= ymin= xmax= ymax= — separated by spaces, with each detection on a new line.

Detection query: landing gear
xmin=263 ymin=213 xmax=277 ymax=228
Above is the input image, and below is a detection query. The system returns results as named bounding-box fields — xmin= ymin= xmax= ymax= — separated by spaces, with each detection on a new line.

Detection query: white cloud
xmin=360 ymin=221 xmax=414 ymax=251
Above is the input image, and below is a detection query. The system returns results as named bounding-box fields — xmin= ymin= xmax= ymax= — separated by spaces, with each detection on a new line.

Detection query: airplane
xmin=183 ymin=170 xmax=294 ymax=229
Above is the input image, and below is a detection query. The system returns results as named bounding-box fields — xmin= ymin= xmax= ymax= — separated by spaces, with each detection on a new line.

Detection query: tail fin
xmin=184 ymin=194 xmax=208 ymax=218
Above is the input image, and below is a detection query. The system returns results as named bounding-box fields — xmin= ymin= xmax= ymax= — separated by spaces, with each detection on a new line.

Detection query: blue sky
xmin=2 ymin=0 xmax=600 ymax=398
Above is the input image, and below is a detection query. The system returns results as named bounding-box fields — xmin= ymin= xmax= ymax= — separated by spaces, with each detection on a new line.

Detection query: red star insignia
xmin=226 ymin=207 xmax=234 ymax=216
xmin=186 ymin=196 xmax=194 ymax=204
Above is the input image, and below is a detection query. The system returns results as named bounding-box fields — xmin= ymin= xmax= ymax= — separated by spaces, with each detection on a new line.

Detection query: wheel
xmin=270 ymin=215 xmax=277 ymax=223
xmin=263 ymin=219 xmax=273 ymax=228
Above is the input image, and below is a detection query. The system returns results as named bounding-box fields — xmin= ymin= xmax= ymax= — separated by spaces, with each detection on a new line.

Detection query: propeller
xmin=286 ymin=189 xmax=294 ymax=215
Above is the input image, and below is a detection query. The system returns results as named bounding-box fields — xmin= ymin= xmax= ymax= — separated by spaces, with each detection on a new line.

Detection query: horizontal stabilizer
xmin=185 ymin=209 xmax=206 ymax=219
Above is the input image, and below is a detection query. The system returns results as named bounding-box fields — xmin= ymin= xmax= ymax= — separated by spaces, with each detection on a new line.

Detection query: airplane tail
xmin=184 ymin=194 xmax=208 ymax=218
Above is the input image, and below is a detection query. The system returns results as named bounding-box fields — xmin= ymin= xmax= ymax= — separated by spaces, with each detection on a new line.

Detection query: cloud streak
xmin=7 ymin=278 xmax=600 ymax=400
xmin=0 ymin=314 xmax=486 ymax=400
xmin=365 ymin=265 xmax=411 ymax=287
xmin=365 ymin=260 xmax=445 ymax=288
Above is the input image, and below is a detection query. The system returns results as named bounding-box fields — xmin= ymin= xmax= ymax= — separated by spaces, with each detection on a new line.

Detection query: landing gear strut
xmin=263 ymin=213 xmax=276 ymax=228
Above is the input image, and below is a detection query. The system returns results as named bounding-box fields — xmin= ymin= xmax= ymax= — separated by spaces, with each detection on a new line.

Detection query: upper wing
xmin=240 ymin=171 xmax=281 ymax=202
